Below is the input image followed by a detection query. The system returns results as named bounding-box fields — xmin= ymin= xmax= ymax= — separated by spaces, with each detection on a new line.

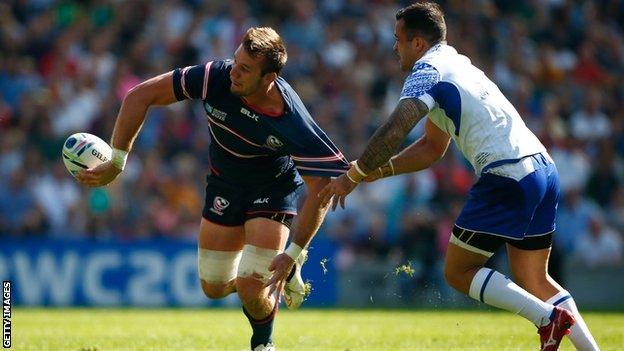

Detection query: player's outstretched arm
xmin=357 ymin=98 xmax=430 ymax=173
xmin=288 ymin=176 xmax=332 ymax=249
xmin=266 ymin=176 xmax=331 ymax=295
xmin=364 ymin=118 xmax=450 ymax=182
xmin=110 ymin=72 xmax=178 ymax=152
xmin=319 ymin=98 xmax=429 ymax=209
xmin=77 ymin=72 xmax=177 ymax=187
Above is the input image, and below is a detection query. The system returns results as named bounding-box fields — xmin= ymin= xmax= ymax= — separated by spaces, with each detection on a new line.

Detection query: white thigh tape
xmin=237 ymin=245 xmax=280 ymax=283
xmin=198 ymin=249 xmax=242 ymax=283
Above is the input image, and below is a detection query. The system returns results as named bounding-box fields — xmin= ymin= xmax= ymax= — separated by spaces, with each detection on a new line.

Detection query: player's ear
xmin=410 ymin=36 xmax=423 ymax=51
xmin=262 ymin=71 xmax=277 ymax=84
xmin=411 ymin=36 xmax=429 ymax=56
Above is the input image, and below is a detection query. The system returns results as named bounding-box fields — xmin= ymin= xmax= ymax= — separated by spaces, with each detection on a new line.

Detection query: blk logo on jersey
xmin=265 ymin=135 xmax=283 ymax=150
xmin=240 ymin=107 xmax=259 ymax=122
xmin=210 ymin=196 xmax=230 ymax=215
xmin=253 ymin=198 xmax=269 ymax=204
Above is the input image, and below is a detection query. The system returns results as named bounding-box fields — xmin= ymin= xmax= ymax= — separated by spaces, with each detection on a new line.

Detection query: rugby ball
xmin=62 ymin=132 xmax=112 ymax=177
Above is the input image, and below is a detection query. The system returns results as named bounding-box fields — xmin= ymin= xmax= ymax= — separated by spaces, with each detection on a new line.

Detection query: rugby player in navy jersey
xmin=77 ymin=27 xmax=349 ymax=351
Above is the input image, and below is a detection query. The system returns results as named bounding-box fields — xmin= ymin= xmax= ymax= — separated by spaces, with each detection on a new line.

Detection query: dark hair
xmin=396 ymin=2 xmax=446 ymax=44
xmin=242 ymin=27 xmax=287 ymax=75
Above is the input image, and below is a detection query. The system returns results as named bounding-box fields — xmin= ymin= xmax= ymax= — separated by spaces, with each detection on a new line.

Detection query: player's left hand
xmin=265 ymin=253 xmax=295 ymax=297
xmin=76 ymin=161 xmax=122 ymax=188
xmin=318 ymin=174 xmax=358 ymax=211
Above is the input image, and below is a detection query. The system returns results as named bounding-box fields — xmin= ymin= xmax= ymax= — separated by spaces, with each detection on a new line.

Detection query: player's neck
xmin=242 ymin=82 xmax=284 ymax=116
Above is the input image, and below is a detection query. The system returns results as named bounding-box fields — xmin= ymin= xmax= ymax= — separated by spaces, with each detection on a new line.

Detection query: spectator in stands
xmin=575 ymin=214 xmax=623 ymax=267
xmin=0 ymin=2 xmax=622 ymax=299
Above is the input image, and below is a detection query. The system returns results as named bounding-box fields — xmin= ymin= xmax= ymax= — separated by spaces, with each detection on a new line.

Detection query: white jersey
xmin=400 ymin=44 xmax=546 ymax=176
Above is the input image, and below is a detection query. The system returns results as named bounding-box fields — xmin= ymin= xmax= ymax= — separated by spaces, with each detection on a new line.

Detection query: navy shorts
xmin=455 ymin=153 xmax=560 ymax=241
xmin=202 ymin=172 xmax=304 ymax=228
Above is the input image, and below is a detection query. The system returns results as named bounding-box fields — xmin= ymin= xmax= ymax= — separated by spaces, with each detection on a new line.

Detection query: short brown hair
xmin=396 ymin=2 xmax=446 ymax=44
xmin=242 ymin=27 xmax=287 ymax=75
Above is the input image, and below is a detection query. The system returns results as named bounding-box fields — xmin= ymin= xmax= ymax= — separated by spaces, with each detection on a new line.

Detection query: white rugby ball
xmin=62 ymin=132 xmax=112 ymax=177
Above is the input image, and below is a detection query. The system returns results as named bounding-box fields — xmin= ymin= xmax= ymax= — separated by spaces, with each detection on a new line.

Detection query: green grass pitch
xmin=11 ymin=308 xmax=624 ymax=350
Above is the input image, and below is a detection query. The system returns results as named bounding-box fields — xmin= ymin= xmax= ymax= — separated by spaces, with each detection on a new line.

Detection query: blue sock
xmin=243 ymin=303 xmax=277 ymax=349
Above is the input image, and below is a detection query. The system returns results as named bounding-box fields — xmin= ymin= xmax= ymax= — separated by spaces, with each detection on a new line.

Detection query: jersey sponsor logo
xmin=240 ymin=107 xmax=259 ymax=122
xmin=265 ymin=135 xmax=283 ymax=150
xmin=253 ymin=198 xmax=269 ymax=204
xmin=204 ymin=103 xmax=227 ymax=121
xmin=210 ymin=196 xmax=230 ymax=216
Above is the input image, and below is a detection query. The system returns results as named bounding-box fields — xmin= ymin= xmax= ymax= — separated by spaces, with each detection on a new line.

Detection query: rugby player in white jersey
xmin=320 ymin=2 xmax=599 ymax=350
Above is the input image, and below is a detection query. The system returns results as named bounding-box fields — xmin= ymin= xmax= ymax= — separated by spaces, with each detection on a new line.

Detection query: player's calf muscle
xmin=236 ymin=276 xmax=274 ymax=317
xmin=236 ymin=273 xmax=268 ymax=300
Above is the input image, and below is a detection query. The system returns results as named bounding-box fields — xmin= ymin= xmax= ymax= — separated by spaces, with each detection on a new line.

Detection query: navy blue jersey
xmin=172 ymin=60 xmax=349 ymax=185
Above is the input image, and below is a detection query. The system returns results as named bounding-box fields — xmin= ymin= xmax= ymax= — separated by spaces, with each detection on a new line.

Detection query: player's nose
xmin=230 ymin=67 xmax=240 ymax=80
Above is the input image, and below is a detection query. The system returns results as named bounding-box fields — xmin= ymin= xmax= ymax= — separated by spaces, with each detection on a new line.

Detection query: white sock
xmin=546 ymin=290 xmax=600 ymax=351
xmin=469 ymin=268 xmax=554 ymax=326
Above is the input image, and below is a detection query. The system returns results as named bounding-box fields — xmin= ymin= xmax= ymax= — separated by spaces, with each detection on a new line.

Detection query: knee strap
xmin=237 ymin=245 xmax=280 ymax=284
xmin=198 ymin=248 xmax=242 ymax=283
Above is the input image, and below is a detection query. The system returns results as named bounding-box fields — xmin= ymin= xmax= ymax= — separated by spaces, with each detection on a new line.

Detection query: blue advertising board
xmin=0 ymin=237 xmax=338 ymax=307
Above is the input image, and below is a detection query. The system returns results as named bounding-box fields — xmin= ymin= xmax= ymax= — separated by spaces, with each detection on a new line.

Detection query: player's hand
xmin=265 ymin=253 xmax=295 ymax=298
xmin=76 ymin=161 xmax=122 ymax=187
xmin=318 ymin=174 xmax=358 ymax=210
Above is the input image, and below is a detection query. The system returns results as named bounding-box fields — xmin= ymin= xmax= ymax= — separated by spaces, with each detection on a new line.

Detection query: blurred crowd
xmin=1 ymin=0 xmax=623 ymax=288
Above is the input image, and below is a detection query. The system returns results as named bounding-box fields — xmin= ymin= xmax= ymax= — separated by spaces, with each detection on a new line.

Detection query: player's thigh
xmin=444 ymin=227 xmax=496 ymax=289
xmin=444 ymin=242 xmax=490 ymax=293
xmin=198 ymin=217 xmax=245 ymax=250
xmin=444 ymin=241 xmax=491 ymax=273
xmin=445 ymin=226 xmax=510 ymax=292
xmin=244 ymin=216 xmax=290 ymax=250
